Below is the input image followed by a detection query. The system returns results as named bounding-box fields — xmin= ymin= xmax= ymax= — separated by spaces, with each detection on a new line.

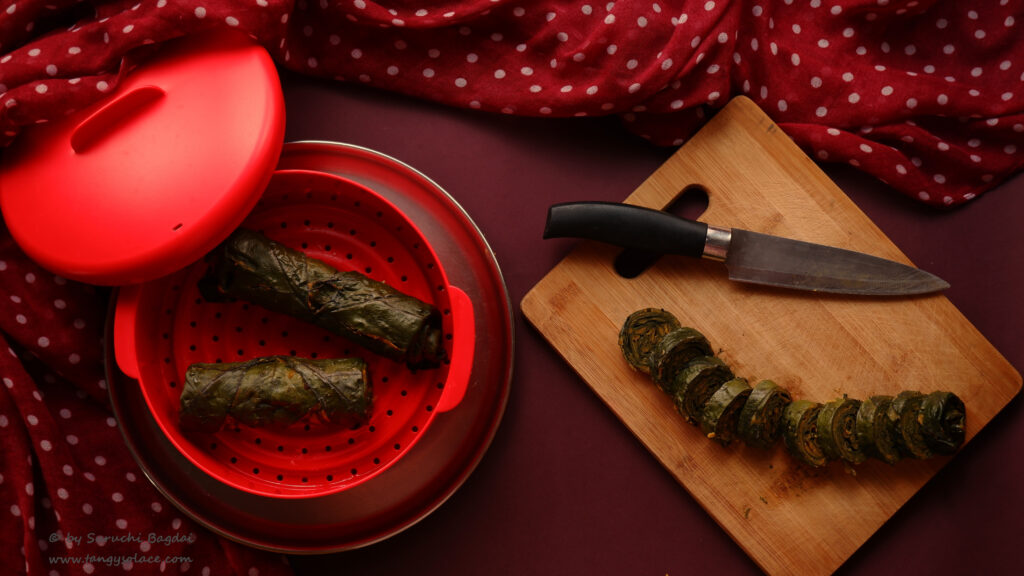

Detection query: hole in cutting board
xmin=614 ymin=185 xmax=710 ymax=279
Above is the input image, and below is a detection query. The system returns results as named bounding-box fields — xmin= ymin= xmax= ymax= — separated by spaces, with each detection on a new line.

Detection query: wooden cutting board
xmin=520 ymin=96 xmax=1021 ymax=576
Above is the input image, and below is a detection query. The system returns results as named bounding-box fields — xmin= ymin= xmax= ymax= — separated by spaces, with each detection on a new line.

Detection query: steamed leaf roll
xmin=200 ymin=229 xmax=444 ymax=368
xmin=179 ymin=356 xmax=372 ymax=433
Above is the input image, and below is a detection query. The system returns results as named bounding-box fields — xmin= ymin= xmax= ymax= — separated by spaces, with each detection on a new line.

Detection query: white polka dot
xmin=27 ymin=414 xmax=38 ymax=426
xmin=112 ymin=492 xmax=124 ymax=502
xmin=906 ymin=98 xmax=918 ymax=109
xmin=815 ymin=106 xmax=828 ymax=117
xmin=194 ymin=7 xmax=206 ymax=18
xmin=94 ymin=455 xmax=107 ymax=466
xmin=860 ymin=144 xmax=873 ymax=153
xmin=65 ymin=434 xmax=78 ymax=445
xmin=791 ymin=53 xmax=800 ymax=66
xmin=848 ymin=93 xmax=861 ymax=104
xmin=57 ymin=488 xmax=69 ymax=500
xmin=151 ymin=502 xmax=163 ymax=513
xmin=881 ymin=86 xmax=894 ymax=96
xmin=62 ymin=465 xmax=73 ymax=476
xmin=10 ymin=504 xmax=20 ymax=517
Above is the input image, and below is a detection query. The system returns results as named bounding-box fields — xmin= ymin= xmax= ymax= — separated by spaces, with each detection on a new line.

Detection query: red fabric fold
xmin=0 ymin=1 xmax=1021 ymax=574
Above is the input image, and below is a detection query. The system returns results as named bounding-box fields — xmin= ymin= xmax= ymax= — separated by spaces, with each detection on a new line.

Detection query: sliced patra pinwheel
xmin=855 ymin=395 xmax=902 ymax=465
xmin=891 ymin=391 xmax=933 ymax=459
xmin=700 ymin=378 xmax=752 ymax=446
xmin=737 ymin=379 xmax=793 ymax=450
xmin=920 ymin=390 xmax=966 ymax=455
xmin=647 ymin=327 xmax=714 ymax=393
xmin=618 ymin=308 xmax=682 ymax=375
xmin=783 ymin=400 xmax=828 ymax=468
xmin=816 ymin=397 xmax=868 ymax=465
xmin=672 ymin=356 xmax=735 ymax=424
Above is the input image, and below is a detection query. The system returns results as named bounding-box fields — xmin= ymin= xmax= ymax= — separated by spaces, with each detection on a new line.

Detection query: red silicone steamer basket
xmin=114 ymin=169 xmax=475 ymax=498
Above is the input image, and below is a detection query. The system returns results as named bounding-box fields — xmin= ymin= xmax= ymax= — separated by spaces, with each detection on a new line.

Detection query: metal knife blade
xmin=543 ymin=201 xmax=949 ymax=296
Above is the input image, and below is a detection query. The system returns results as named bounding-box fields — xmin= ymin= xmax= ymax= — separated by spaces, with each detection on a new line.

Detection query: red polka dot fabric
xmin=0 ymin=1 xmax=1021 ymax=208
xmin=0 ymin=1 xmax=1022 ymax=574
xmin=0 ymin=230 xmax=294 ymax=573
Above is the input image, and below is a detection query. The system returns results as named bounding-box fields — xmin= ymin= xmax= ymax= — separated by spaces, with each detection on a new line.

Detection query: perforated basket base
xmin=134 ymin=170 xmax=459 ymax=498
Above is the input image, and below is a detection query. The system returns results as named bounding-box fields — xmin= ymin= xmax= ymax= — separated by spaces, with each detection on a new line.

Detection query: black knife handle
xmin=544 ymin=201 xmax=708 ymax=258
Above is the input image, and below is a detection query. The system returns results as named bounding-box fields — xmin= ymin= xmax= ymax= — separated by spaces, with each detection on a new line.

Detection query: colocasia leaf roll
xmin=618 ymin=308 xmax=966 ymax=469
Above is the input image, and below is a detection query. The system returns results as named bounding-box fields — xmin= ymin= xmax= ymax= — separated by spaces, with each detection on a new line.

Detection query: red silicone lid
xmin=0 ymin=30 xmax=285 ymax=285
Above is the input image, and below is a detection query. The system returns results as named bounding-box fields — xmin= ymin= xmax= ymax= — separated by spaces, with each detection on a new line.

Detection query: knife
xmin=543 ymin=201 xmax=949 ymax=296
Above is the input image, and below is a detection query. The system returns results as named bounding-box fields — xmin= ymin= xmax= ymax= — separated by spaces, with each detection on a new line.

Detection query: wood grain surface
xmin=520 ymin=96 xmax=1021 ymax=576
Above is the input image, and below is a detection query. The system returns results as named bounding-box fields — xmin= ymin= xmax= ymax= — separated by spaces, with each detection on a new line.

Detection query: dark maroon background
xmin=280 ymin=70 xmax=1023 ymax=576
